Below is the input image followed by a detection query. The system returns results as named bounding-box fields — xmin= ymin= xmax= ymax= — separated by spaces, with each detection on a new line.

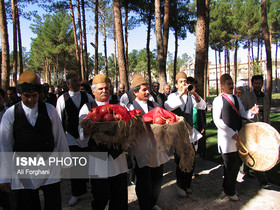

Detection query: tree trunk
xmin=219 ymin=50 xmax=222 ymax=94
xmin=76 ymin=0 xmax=84 ymax=80
xmin=11 ymin=0 xmax=17 ymax=86
xmin=81 ymin=0 xmax=88 ymax=79
xmin=215 ymin=50 xmax=218 ymax=95
xmin=275 ymin=41 xmax=278 ymax=92
xmin=94 ymin=0 xmax=99 ymax=75
xmin=234 ymin=39 xmax=238 ymax=92
xmin=16 ymin=6 xmax=23 ymax=74
xmin=124 ymin=2 xmax=129 ymax=82
xmin=113 ymin=24 xmax=118 ymax=90
xmin=102 ymin=14 xmax=108 ymax=77
xmin=204 ymin=0 xmax=210 ymax=99
xmin=224 ymin=49 xmax=227 ymax=73
xmin=113 ymin=0 xmax=128 ymax=91
xmin=155 ymin=0 xmax=166 ymax=93
xmin=163 ymin=0 xmax=170 ymax=79
xmin=227 ymin=50 xmax=230 ymax=74
xmin=173 ymin=28 xmax=178 ymax=87
xmin=251 ymin=39 xmax=254 ymax=64
xmin=261 ymin=0 xmax=272 ymax=105
xmin=194 ymin=0 xmax=206 ymax=97
xmin=248 ymin=39 xmax=252 ymax=90
xmin=0 ymin=0 xmax=10 ymax=90
xmin=69 ymin=0 xmax=80 ymax=73
xmin=146 ymin=6 xmax=152 ymax=86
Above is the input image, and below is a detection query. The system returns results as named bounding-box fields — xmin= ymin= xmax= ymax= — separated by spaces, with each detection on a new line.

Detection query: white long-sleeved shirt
xmin=212 ymin=93 xmax=254 ymax=154
xmin=0 ymin=101 xmax=70 ymax=189
xmin=126 ymin=99 xmax=170 ymax=168
xmin=56 ymin=90 xmax=94 ymax=147
xmin=79 ymin=100 xmax=128 ymax=178
xmin=164 ymin=91 xmax=207 ymax=112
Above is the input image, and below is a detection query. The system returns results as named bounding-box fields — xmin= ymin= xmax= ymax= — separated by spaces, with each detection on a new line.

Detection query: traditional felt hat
xmin=220 ymin=74 xmax=232 ymax=85
xmin=131 ymin=73 xmax=147 ymax=88
xmin=176 ymin=72 xmax=187 ymax=81
xmin=19 ymin=71 xmax=40 ymax=84
xmin=66 ymin=70 xmax=79 ymax=81
xmin=92 ymin=74 xmax=108 ymax=85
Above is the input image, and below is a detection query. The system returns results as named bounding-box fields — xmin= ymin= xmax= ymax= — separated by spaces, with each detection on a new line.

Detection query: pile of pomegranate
xmin=85 ymin=104 xmax=142 ymax=122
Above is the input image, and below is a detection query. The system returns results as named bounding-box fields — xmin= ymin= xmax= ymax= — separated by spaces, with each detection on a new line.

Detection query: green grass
xmin=204 ymin=111 xmax=280 ymax=186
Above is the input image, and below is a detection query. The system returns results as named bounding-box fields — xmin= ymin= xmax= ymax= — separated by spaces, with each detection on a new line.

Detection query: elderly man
xmin=0 ymin=71 xmax=69 ymax=209
xmin=212 ymin=74 xmax=259 ymax=201
xmin=56 ymin=70 xmax=94 ymax=205
xmin=79 ymin=74 xmax=128 ymax=210
xmin=126 ymin=73 xmax=169 ymax=210
xmin=240 ymin=75 xmax=270 ymax=187
xmin=236 ymin=86 xmax=245 ymax=98
xmin=164 ymin=72 xmax=206 ymax=197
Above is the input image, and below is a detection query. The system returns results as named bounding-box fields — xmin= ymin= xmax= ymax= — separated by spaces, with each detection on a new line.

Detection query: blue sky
xmin=6 ymin=4 xmax=279 ymax=66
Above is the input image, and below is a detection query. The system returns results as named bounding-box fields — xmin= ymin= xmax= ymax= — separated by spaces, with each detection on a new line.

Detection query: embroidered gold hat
xmin=19 ymin=71 xmax=40 ymax=84
xmin=220 ymin=74 xmax=232 ymax=85
xmin=175 ymin=72 xmax=187 ymax=81
xmin=92 ymin=74 xmax=108 ymax=85
xmin=131 ymin=73 xmax=147 ymax=88
xmin=66 ymin=70 xmax=79 ymax=81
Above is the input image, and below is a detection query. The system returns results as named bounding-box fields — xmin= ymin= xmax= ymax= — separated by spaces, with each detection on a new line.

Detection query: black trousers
xmin=174 ymin=153 xmax=195 ymax=191
xmin=69 ymin=145 xmax=89 ymax=197
xmin=11 ymin=182 xmax=61 ymax=210
xmin=221 ymin=152 xmax=242 ymax=196
xmin=135 ymin=163 xmax=163 ymax=210
xmin=90 ymin=172 xmax=128 ymax=210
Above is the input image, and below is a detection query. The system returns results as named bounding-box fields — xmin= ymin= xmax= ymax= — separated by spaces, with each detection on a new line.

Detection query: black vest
xmin=13 ymin=102 xmax=54 ymax=152
xmin=132 ymin=100 xmax=155 ymax=115
xmin=220 ymin=95 xmax=242 ymax=131
xmin=172 ymin=95 xmax=193 ymax=127
xmin=86 ymin=100 xmax=122 ymax=159
xmin=62 ymin=92 xmax=88 ymax=139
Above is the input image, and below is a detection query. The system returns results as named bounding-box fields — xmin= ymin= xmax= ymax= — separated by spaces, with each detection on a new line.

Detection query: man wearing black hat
xmin=126 ymin=73 xmax=169 ymax=210
xmin=0 ymin=71 xmax=69 ymax=209
xmin=79 ymin=74 xmax=128 ymax=210
xmin=56 ymin=70 xmax=94 ymax=206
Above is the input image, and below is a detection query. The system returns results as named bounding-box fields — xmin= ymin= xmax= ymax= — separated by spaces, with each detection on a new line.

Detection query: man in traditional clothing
xmin=240 ymin=75 xmax=270 ymax=188
xmin=212 ymin=74 xmax=259 ymax=201
xmin=126 ymin=73 xmax=169 ymax=210
xmin=79 ymin=74 xmax=128 ymax=210
xmin=56 ymin=71 xmax=94 ymax=206
xmin=0 ymin=71 xmax=69 ymax=209
xmin=164 ymin=72 xmax=206 ymax=197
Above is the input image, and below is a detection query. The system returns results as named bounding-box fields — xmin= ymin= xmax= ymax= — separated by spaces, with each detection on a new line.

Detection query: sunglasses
xmin=22 ymin=93 xmax=38 ymax=98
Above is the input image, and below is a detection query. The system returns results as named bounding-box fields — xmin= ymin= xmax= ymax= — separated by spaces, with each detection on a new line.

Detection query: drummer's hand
xmin=0 ymin=183 xmax=11 ymax=192
xmin=251 ymin=105 xmax=259 ymax=115
xmin=82 ymin=119 xmax=95 ymax=136
xmin=232 ymin=133 xmax=240 ymax=141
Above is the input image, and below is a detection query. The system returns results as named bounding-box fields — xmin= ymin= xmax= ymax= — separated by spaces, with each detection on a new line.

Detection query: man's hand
xmin=192 ymin=92 xmax=201 ymax=103
xmin=0 ymin=183 xmax=11 ymax=192
xmin=232 ymin=133 xmax=240 ymax=141
xmin=81 ymin=119 xmax=95 ymax=136
xmin=179 ymin=84 xmax=192 ymax=98
xmin=250 ymin=104 xmax=259 ymax=115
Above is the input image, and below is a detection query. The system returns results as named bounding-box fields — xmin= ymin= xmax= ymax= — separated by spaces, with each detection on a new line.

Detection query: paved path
xmin=61 ymin=155 xmax=280 ymax=210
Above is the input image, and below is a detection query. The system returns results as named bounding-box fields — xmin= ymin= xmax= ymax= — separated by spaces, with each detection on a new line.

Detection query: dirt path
xmin=61 ymin=155 xmax=280 ymax=210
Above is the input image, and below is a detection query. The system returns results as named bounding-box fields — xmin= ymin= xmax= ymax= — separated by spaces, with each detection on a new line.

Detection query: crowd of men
xmin=0 ymin=70 xmax=270 ymax=209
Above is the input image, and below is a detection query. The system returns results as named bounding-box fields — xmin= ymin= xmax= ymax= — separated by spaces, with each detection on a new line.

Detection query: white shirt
xmin=0 ymin=101 xmax=70 ymax=189
xmin=79 ymin=100 xmax=128 ymax=178
xmin=212 ymin=93 xmax=254 ymax=154
xmin=164 ymin=91 xmax=207 ymax=112
xmin=56 ymin=91 xmax=94 ymax=147
xmin=126 ymin=100 xmax=170 ymax=168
